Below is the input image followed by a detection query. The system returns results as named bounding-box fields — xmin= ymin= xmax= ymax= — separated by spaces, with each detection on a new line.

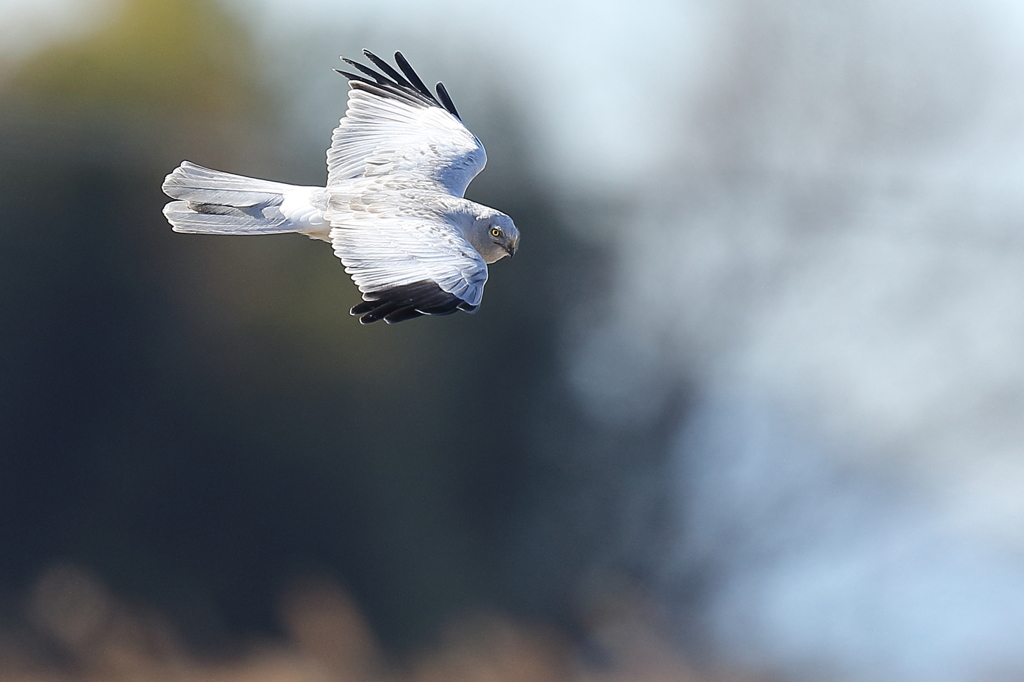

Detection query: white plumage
xmin=162 ymin=50 xmax=519 ymax=324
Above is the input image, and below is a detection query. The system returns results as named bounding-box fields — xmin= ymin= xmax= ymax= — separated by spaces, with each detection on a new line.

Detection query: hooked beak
xmin=505 ymin=242 xmax=517 ymax=258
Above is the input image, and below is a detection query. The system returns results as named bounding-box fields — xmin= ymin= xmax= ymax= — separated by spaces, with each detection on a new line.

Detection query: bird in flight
xmin=162 ymin=50 xmax=519 ymax=324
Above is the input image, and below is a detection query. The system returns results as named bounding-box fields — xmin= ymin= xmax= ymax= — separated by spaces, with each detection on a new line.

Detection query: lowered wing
xmin=328 ymin=50 xmax=487 ymax=198
xmin=329 ymin=207 xmax=488 ymax=325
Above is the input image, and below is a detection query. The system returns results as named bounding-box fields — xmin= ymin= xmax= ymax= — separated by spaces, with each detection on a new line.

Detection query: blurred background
xmin=2 ymin=0 xmax=1024 ymax=680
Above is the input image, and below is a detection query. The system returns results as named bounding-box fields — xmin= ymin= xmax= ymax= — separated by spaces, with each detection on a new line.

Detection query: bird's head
xmin=470 ymin=212 xmax=519 ymax=264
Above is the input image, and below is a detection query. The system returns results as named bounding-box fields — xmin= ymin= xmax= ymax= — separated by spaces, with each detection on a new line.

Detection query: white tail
xmin=162 ymin=161 xmax=327 ymax=238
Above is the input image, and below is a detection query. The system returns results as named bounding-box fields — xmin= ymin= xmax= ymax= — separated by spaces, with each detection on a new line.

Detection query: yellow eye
xmin=490 ymin=227 xmax=502 ymax=238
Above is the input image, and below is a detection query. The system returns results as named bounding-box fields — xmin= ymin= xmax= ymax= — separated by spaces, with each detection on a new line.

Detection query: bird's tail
xmin=162 ymin=161 xmax=319 ymax=236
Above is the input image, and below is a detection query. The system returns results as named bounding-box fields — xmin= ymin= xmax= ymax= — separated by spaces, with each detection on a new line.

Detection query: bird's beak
xmin=505 ymin=243 xmax=517 ymax=258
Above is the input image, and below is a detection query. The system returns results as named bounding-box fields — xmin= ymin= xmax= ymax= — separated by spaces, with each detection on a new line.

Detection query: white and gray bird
xmin=161 ymin=50 xmax=519 ymax=324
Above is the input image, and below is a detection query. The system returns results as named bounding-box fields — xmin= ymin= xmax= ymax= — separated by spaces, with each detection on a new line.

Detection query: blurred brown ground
xmin=1 ymin=565 xmax=735 ymax=682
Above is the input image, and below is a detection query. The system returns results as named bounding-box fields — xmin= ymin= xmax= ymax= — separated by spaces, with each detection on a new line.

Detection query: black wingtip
xmin=394 ymin=51 xmax=443 ymax=108
xmin=435 ymin=82 xmax=460 ymax=120
xmin=349 ymin=281 xmax=473 ymax=324
xmin=338 ymin=50 xmax=462 ymax=122
xmin=334 ymin=68 xmax=363 ymax=80
xmin=342 ymin=57 xmax=390 ymax=83
xmin=362 ymin=49 xmax=412 ymax=88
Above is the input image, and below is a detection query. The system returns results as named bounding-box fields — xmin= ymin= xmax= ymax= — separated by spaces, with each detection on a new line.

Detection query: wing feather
xmin=329 ymin=210 xmax=487 ymax=324
xmin=341 ymin=57 xmax=391 ymax=84
xmin=327 ymin=51 xmax=485 ymax=196
xmin=362 ymin=49 xmax=415 ymax=90
xmin=434 ymin=82 xmax=460 ymax=121
xmin=394 ymin=51 xmax=437 ymax=104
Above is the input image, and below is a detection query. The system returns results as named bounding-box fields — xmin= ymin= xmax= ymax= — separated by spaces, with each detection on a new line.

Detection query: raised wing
xmin=328 ymin=51 xmax=486 ymax=197
xmin=329 ymin=210 xmax=488 ymax=324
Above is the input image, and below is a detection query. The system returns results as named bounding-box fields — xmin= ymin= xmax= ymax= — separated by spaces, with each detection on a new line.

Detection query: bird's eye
xmin=490 ymin=227 xmax=502 ymax=238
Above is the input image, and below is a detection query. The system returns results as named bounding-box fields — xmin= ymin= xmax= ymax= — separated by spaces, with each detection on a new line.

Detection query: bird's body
xmin=162 ymin=50 xmax=518 ymax=324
